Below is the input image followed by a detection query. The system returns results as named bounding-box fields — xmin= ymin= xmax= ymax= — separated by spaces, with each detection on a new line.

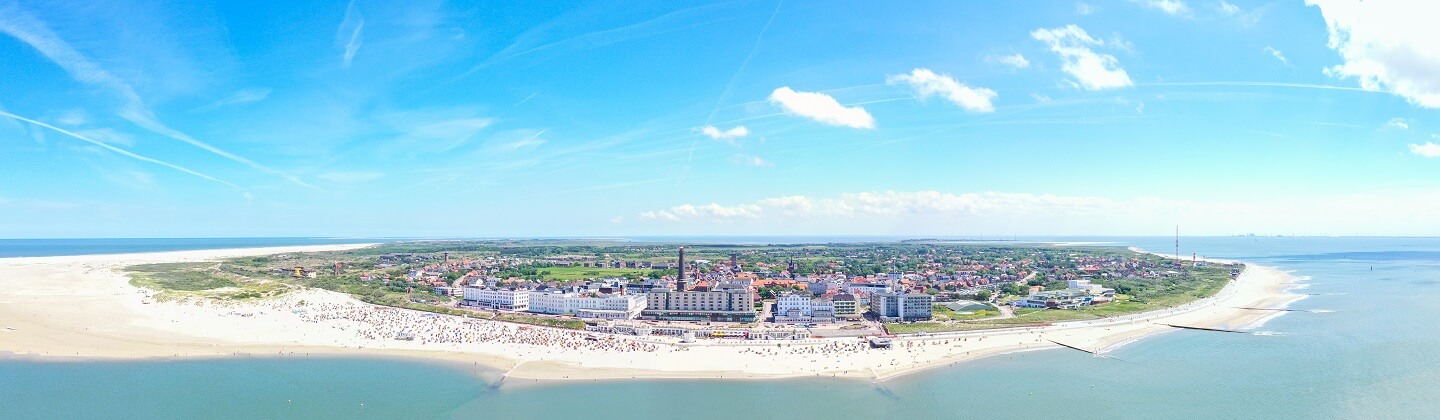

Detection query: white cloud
xmin=1383 ymin=118 xmax=1409 ymax=130
xmin=1136 ymin=101 xmax=1146 ymax=114
xmin=1412 ymin=141 xmax=1440 ymax=158
xmin=699 ymin=125 xmax=750 ymax=142
xmin=989 ymin=53 xmax=1030 ymax=69
xmin=337 ymin=0 xmax=364 ymax=68
xmin=1264 ymin=46 xmax=1289 ymax=65
xmin=1308 ymin=0 xmax=1440 ymax=108
xmin=1031 ymin=93 xmax=1053 ymax=102
xmin=1031 ymin=25 xmax=1133 ymax=91
xmin=768 ymin=87 xmax=875 ymax=129
xmin=1219 ymin=0 xmax=1241 ymax=14
xmin=731 ymin=154 xmax=772 ymax=167
xmin=318 ymin=171 xmax=385 ymax=182
xmin=887 ymin=68 xmax=998 ymax=113
xmin=1139 ymin=0 xmax=1191 ymax=16
xmin=639 ymin=203 xmax=764 ymax=222
xmin=630 ymin=189 xmax=1440 ymax=236
xmin=1076 ymin=2 xmax=1096 ymax=15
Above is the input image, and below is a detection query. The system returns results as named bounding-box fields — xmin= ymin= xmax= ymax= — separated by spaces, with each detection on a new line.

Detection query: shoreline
xmin=0 ymin=243 xmax=1308 ymax=383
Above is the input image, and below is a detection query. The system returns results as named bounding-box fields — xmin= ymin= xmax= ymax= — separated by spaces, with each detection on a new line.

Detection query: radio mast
xmin=1174 ymin=225 xmax=1180 ymax=263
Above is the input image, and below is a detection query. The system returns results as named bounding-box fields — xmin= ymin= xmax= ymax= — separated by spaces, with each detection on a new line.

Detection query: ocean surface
xmin=4 ymin=236 xmax=1440 ymax=418
xmin=0 ymin=237 xmax=385 ymax=258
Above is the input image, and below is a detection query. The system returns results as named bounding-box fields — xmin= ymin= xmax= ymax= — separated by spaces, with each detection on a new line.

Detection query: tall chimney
xmin=677 ymin=246 xmax=687 ymax=291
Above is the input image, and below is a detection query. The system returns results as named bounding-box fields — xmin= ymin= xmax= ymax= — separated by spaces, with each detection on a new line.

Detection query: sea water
xmin=4 ymin=236 xmax=1440 ymax=418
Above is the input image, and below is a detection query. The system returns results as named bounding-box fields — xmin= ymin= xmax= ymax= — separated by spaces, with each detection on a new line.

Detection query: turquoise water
xmin=4 ymin=236 xmax=1440 ymax=418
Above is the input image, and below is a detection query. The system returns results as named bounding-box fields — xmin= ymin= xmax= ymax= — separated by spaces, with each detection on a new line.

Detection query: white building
xmin=572 ymin=293 xmax=647 ymax=319
xmin=526 ymin=288 xmax=647 ymax=319
xmin=775 ymin=292 xmax=836 ymax=323
xmin=845 ymin=282 xmax=892 ymax=296
xmin=463 ymin=286 xmax=529 ymax=311
xmin=872 ymin=292 xmax=933 ymax=321
xmin=527 ymin=288 xmax=571 ymax=314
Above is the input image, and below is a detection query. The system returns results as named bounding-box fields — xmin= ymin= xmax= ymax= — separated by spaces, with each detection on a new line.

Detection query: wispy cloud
xmin=698 ymin=125 xmax=750 ymax=142
xmin=1264 ymin=46 xmax=1288 ymax=66
xmin=72 ymin=128 xmax=136 ymax=147
xmin=463 ymin=3 xmax=739 ymax=75
xmin=318 ymin=171 xmax=384 ymax=183
xmin=731 ymin=154 xmax=772 ymax=167
xmin=987 ymin=53 xmax=1030 ymax=69
xmin=1383 ymin=118 xmax=1410 ymax=130
xmin=1031 ymin=25 xmax=1133 ymax=91
xmin=768 ymin=87 xmax=876 ymax=129
xmin=196 ymin=88 xmax=272 ymax=111
xmin=337 ymin=0 xmax=364 ymax=69
xmin=887 ymin=68 xmax=998 ymax=112
xmin=0 ymin=111 xmax=240 ymax=189
xmin=1076 ymin=2 xmax=1096 ymax=15
xmin=1219 ymin=0 xmax=1240 ymax=14
xmin=1136 ymin=0 xmax=1191 ymax=16
xmin=506 ymin=129 xmax=547 ymax=149
xmin=0 ymin=3 xmax=319 ymax=190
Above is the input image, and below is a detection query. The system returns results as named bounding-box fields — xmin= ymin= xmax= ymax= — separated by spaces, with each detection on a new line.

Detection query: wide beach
xmin=0 ymin=244 xmax=1306 ymax=382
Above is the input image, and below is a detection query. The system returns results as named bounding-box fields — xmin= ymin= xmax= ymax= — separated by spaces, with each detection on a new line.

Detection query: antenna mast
xmin=1174 ymin=225 xmax=1180 ymax=263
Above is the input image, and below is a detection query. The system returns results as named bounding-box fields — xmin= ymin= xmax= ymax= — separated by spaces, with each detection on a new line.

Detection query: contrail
xmin=678 ymin=0 xmax=784 ymax=186
xmin=1 ymin=111 xmax=243 ymax=190
xmin=0 ymin=5 xmax=320 ymax=191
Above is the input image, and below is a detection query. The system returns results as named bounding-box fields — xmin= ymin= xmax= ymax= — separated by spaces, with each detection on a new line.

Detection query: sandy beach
xmin=0 ymin=244 xmax=1307 ymax=382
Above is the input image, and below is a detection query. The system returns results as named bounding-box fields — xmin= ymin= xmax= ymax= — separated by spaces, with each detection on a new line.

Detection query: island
xmin=0 ymin=241 xmax=1304 ymax=381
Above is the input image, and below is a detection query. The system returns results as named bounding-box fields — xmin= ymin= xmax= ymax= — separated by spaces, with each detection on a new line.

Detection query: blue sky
xmin=1 ymin=0 xmax=1437 ymax=238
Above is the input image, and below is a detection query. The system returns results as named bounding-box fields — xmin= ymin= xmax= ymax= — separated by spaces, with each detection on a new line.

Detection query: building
xmin=831 ymin=293 xmax=859 ymax=317
xmin=642 ymin=282 xmax=756 ymax=322
xmin=571 ymin=293 xmax=647 ymax=319
xmin=774 ymin=292 xmax=837 ymax=323
xmin=527 ymin=288 xmax=571 ymax=314
xmin=527 ymin=288 xmax=648 ymax=319
xmin=845 ymin=281 xmax=892 ymax=296
xmin=1014 ymin=289 xmax=1093 ymax=309
xmin=1014 ymin=280 xmax=1115 ymax=309
xmin=463 ymin=286 xmax=529 ymax=311
xmin=872 ymin=292 xmax=933 ymax=321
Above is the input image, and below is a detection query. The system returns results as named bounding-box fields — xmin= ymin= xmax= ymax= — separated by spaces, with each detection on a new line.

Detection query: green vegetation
xmin=127 ymin=262 xmax=289 ymax=300
xmin=521 ymin=266 xmax=654 ymax=281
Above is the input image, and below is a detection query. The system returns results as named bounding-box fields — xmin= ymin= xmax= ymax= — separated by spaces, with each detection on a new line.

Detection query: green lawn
xmin=535 ymin=266 xmax=652 ymax=281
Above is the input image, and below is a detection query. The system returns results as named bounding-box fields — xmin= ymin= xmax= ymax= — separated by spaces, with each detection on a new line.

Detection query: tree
xmin=975 ymin=290 xmax=993 ymax=301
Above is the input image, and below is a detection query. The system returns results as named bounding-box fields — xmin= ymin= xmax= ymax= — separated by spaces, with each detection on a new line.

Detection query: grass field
xmin=535 ymin=266 xmax=653 ymax=281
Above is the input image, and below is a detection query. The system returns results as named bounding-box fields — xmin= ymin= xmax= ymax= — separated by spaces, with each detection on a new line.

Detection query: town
xmin=193 ymin=241 xmax=1238 ymax=340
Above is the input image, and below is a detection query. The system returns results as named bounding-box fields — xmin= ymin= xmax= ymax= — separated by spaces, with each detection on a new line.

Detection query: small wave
xmin=1251 ymin=331 xmax=1284 ymax=336
xmin=1308 ymin=309 xmax=1335 ymax=313
xmin=1325 ymin=292 xmax=1348 ymax=296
